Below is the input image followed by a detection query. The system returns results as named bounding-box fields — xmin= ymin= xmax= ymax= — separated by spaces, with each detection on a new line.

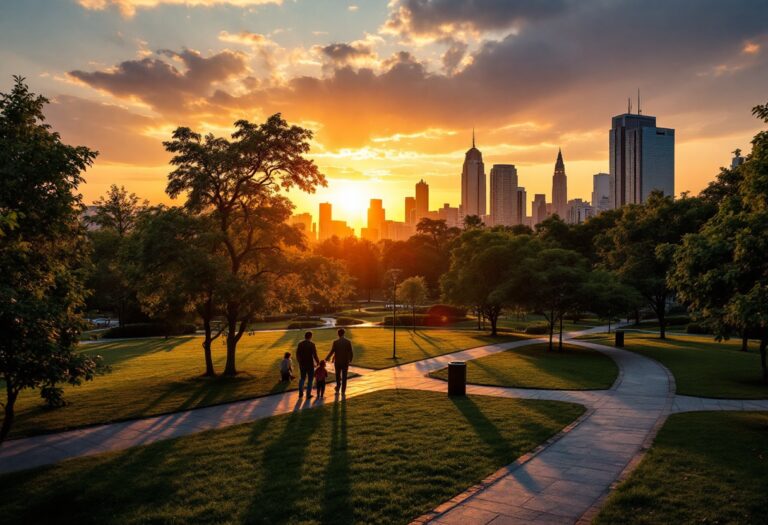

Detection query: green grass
xmin=0 ymin=390 xmax=584 ymax=525
xmin=594 ymin=411 xmax=768 ymax=525
xmin=430 ymin=343 xmax=618 ymax=390
xmin=9 ymin=328 xmax=522 ymax=438
xmin=579 ymin=332 xmax=768 ymax=399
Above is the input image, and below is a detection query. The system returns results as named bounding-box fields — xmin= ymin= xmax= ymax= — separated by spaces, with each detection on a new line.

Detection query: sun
xmin=328 ymin=181 xmax=370 ymax=217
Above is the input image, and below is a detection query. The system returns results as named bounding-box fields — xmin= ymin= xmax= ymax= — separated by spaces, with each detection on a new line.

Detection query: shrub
xmin=426 ymin=304 xmax=467 ymax=318
xmin=102 ymin=323 xmax=196 ymax=339
xmin=686 ymin=322 xmax=711 ymax=335
xmin=524 ymin=323 xmax=550 ymax=335
xmin=287 ymin=320 xmax=326 ymax=329
xmin=334 ymin=317 xmax=364 ymax=326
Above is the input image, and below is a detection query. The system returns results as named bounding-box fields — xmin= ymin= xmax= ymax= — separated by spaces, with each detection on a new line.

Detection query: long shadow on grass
xmin=83 ymin=337 xmax=191 ymax=367
xmin=449 ymin=396 xmax=515 ymax=463
xmin=321 ymin=398 xmax=352 ymax=525
xmin=245 ymin=397 xmax=323 ymax=523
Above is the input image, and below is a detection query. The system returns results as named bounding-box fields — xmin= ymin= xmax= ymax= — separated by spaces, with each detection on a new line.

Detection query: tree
xmin=315 ymin=236 xmax=382 ymax=301
xmin=164 ymin=114 xmax=325 ymax=376
xmin=463 ymin=214 xmax=484 ymax=230
xmin=127 ymin=206 xmax=227 ymax=376
xmin=442 ymin=230 xmax=539 ymax=336
xmin=88 ymin=184 xmax=146 ymax=237
xmin=521 ymin=248 xmax=590 ymax=351
xmin=583 ymin=270 xmax=642 ymax=333
xmin=397 ymin=276 xmax=428 ymax=327
xmin=0 ymin=77 xmax=102 ymax=441
xmin=86 ymin=185 xmax=147 ymax=327
xmin=672 ymin=103 xmax=768 ymax=378
xmin=598 ymin=191 xmax=714 ymax=338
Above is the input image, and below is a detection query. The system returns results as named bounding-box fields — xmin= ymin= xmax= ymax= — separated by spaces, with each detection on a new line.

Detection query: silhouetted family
xmin=280 ymin=328 xmax=353 ymax=398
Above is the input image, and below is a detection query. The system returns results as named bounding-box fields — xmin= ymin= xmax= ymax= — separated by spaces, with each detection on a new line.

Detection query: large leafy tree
xmin=672 ymin=103 xmax=768 ymax=378
xmin=86 ymin=184 xmax=147 ymax=326
xmin=315 ymin=236 xmax=382 ymax=301
xmin=442 ymin=230 xmax=540 ymax=336
xmin=127 ymin=206 xmax=227 ymax=376
xmin=521 ymin=248 xmax=590 ymax=351
xmin=598 ymin=191 xmax=714 ymax=338
xmin=0 ymin=77 xmax=101 ymax=441
xmin=164 ymin=114 xmax=325 ymax=376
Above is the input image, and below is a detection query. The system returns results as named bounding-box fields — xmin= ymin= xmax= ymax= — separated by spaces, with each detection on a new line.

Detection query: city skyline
xmin=1 ymin=1 xmax=765 ymax=230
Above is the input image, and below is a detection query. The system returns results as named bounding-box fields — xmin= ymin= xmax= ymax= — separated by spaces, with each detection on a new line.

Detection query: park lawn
xmin=8 ymin=328 xmax=521 ymax=438
xmin=452 ymin=315 xmax=602 ymax=333
xmin=594 ymin=411 xmax=768 ymax=525
xmin=0 ymin=390 xmax=584 ymax=525
xmin=579 ymin=332 xmax=768 ymax=399
xmin=430 ymin=343 xmax=618 ymax=390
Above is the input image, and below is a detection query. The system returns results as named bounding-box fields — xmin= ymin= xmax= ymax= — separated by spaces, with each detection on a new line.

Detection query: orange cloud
xmin=77 ymin=0 xmax=282 ymax=18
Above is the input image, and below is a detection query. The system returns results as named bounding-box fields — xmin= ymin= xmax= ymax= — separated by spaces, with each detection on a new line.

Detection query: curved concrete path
xmin=2 ymin=327 xmax=768 ymax=525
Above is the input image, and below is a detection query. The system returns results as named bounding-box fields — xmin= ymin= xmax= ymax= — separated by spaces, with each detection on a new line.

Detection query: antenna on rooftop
xmin=627 ymin=97 xmax=632 ymax=114
xmin=637 ymin=88 xmax=642 ymax=115
xmin=472 ymin=127 xmax=475 ymax=148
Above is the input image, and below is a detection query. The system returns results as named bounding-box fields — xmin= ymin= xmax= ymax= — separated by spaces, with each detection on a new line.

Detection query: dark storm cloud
xmin=320 ymin=42 xmax=374 ymax=63
xmin=385 ymin=0 xmax=570 ymax=36
xmin=69 ymin=48 xmax=247 ymax=113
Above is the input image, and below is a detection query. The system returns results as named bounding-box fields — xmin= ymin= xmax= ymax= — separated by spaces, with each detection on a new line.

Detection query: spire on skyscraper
xmin=472 ymin=127 xmax=475 ymax=148
xmin=556 ymin=148 xmax=564 ymax=170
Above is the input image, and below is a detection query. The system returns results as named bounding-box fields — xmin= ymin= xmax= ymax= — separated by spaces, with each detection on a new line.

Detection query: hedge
xmin=334 ymin=317 xmax=365 ymax=326
xmin=524 ymin=323 xmax=550 ymax=335
xmin=102 ymin=323 xmax=196 ymax=339
xmin=287 ymin=320 xmax=326 ymax=329
xmin=382 ymin=313 xmax=469 ymax=327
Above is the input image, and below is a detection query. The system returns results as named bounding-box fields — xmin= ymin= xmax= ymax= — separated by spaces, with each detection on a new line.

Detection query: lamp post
xmin=389 ymin=268 xmax=403 ymax=359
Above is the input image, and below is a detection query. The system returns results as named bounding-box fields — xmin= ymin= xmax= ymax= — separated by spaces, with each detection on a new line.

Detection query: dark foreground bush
xmin=103 ymin=323 xmax=196 ymax=339
xmin=335 ymin=317 xmax=365 ymax=326
xmin=524 ymin=323 xmax=550 ymax=335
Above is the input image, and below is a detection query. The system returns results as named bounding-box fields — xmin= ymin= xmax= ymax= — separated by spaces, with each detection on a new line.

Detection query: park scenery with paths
xmin=1 ymin=325 xmax=767 ymax=524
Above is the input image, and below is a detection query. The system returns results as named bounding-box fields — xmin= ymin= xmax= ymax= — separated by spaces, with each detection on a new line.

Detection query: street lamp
xmin=389 ymin=268 xmax=403 ymax=359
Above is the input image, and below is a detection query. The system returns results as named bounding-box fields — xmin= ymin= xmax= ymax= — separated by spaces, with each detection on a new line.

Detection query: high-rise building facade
xmin=366 ymin=198 xmax=385 ymax=241
xmin=532 ymin=194 xmax=547 ymax=226
xmin=489 ymin=164 xmax=517 ymax=226
xmin=415 ymin=179 xmax=429 ymax=222
xmin=610 ymin=112 xmax=674 ymax=207
xmin=404 ymin=196 xmax=416 ymax=224
xmin=591 ymin=173 xmax=612 ymax=211
xmin=289 ymin=212 xmax=315 ymax=242
xmin=566 ymin=198 xmax=595 ymax=225
xmin=514 ymin=187 xmax=527 ymax=226
xmin=318 ymin=202 xmax=332 ymax=241
xmin=438 ymin=203 xmax=460 ymax=228
xmin=552 ymin=149 xmax=568 ymax=219
xmin=461 ymin=132 xmax=486 ymax=218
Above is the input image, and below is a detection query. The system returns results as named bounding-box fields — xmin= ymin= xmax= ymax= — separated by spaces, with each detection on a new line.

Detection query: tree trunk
xmin=490 ymin=311 xmax=498 ymax=337
xmin=202 ymin=318 xmax=216 ymax=377
xmin=741 ymin=331 xmax=749 ymax=352
xmin=548 ymin=312 xmax=554 ymax=352
xmin=558 ymin=314 xmax=564 ymax=352
xmin=223 ymin=312 xmax=239 ymax=376
xmin=1 ymin=382 xmax=18 ymax=443
xmin=634 ymin=309 xmax=640 ymax=326
xmin=477 ymin=307 xmax=482 ymax=330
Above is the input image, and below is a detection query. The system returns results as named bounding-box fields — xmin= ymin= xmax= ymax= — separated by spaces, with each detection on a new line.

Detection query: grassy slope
xmin=580 ymin=332 xmax=768 ymax=399
xmin=430 ymin=343 xmax=618 ymax=390
xmin=0 ymin=390 xmax=584 ymax=525
xmin=594 ymin=411 xmax=768 ymax=525
xmin=9 ymin=328 xmax=522 ymax=438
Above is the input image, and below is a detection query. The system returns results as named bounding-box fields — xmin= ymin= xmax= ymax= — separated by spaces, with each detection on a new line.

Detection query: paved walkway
xmin=2 ymin=327 xmax=768 ymax=525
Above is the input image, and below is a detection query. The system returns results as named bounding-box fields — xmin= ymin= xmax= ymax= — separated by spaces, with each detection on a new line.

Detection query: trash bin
xmin=448 ymin=361 xmax=466 ymax=396
xmin=615 ymin=330 xmax=625 ymax=347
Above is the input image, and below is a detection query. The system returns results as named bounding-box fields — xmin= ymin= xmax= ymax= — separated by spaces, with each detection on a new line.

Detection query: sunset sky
xmin=2 ymin=0 xmax=766 ymax=231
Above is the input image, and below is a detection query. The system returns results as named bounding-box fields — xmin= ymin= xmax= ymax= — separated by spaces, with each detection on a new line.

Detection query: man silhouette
xmin=296 ymin=331 xmax=319 ymax=398
xmin=326 ymin=328 xmax=353 ymax=395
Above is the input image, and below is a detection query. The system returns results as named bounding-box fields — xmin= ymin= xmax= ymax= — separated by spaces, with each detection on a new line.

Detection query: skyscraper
xmin=461 ymin=130 xmax=486 ymax=218
xmin=404 ymin=196 xmax=416 ymax=224
xmin=489 ymin=164 xmax=517 ymax=226
xmin=318 ymin=202 xmax=332 ymax=241
xmin=610 ymin=111 xmax=674 ymax=207
xmin=532 ymin=194 xmax=547 ymax=226
xmin=366 ymin=198 xmax=385 ymax=241
xmin=552 ymin=149 xmax=568 ymax=219
xmin=591 ymin=173 xmax=612 ymax=211
xmin=514 ymin=187 xmax=527 ymax=226
xmin=415 ymin=179 xmax=429 ymax=222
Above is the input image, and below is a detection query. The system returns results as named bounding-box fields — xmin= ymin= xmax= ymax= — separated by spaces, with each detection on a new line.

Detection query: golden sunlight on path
xmin=2 ymin=327 xmax=767 ymax=525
